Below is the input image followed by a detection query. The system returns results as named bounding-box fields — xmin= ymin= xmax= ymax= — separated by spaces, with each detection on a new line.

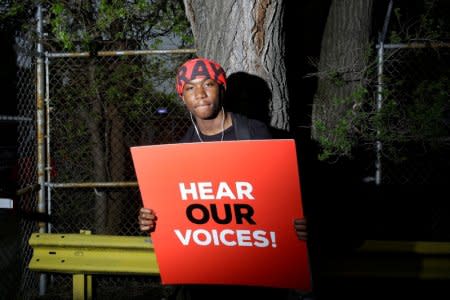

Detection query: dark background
xmin=1 ymin=0 xmax=448 ymax=249
xmin=0 ymin=1 xmax=449 ymax=298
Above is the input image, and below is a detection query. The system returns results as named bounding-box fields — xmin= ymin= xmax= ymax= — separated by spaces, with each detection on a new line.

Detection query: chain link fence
xmin=9 ymin=34 xmax=449 ymax=299
xmin=377 ymin=43 xmax=450 ymax=241
xmin=46 ymin=50 xmax=194 ymax=299
xmin=0 ymin=33 xmax=43 ymax=299
xmin=13 ymin=31 xmax=41 ymax=300
xmin=12 ymin=43 xmax=195 ymax=298
xmin=46 ymin=51 xmax=193 ymax=233
xmin=379 ymin=44 xmax=450 ymax=186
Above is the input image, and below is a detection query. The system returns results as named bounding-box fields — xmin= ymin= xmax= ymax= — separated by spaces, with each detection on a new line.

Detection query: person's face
xmin=182 ymin=77 xmax=222 ymax=120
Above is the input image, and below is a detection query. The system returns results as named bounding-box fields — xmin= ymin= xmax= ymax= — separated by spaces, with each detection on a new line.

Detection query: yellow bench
xmin=29 ymin=232 xmax=450 ymax=299
xmin=28 ymin=230 xmax=159 ymax=300
xmin=320 ymin=240 xmax=450 ymax=280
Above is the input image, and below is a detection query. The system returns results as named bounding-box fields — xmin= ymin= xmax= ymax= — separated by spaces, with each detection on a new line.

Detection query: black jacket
xmin=179 ymin=112 xmax=272 ymax=143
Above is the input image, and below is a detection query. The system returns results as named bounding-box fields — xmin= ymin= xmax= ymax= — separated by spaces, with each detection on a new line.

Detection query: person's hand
xmin=138 ymin=208 xmax=157 ymax=232
xmin=294 ymin=218 xmax=308 ymax=241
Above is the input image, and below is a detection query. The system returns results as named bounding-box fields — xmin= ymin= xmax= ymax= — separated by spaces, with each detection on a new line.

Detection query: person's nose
xmin=194 ymin=85 xmax=207 ymax=99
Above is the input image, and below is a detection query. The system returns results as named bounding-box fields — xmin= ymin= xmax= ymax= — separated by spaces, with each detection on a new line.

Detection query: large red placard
xmin=131 ymin=139 xmax=311 ymax=291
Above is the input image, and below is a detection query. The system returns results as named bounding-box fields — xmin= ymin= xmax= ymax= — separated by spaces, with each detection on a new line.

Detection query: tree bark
xmin=183 ymin=0 xmax=290 ymax=130
xmin=311 ymin=0 xmax=373 ymax=142
xmin=85 ymin=61 xmax=108 ymax=233
xmin=105 ymin=103 xmax=126 ymax=234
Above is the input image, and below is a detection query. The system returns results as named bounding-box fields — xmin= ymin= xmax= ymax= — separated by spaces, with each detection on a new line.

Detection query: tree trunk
xmin=85 ymin=62 xmax=108 ymax=233
xmin=311 ymin=0 xmax=373 ymax=143
xmin=105 ymin=103 xmax=126 ymax=234
xmin=183 ymin=0 xmax=290 ymax=130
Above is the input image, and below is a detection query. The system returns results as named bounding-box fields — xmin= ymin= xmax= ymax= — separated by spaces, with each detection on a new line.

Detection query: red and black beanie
xmin=175 ymin=58 xmax=227 ymax=97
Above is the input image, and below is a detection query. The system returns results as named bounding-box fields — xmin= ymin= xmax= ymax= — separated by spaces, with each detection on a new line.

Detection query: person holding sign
xmin=137 ymin=58 xmax=309 ymax=299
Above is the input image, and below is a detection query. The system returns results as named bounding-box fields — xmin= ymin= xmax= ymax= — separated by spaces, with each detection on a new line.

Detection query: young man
xmin=138 ymin=58 xmax=308 ymax=299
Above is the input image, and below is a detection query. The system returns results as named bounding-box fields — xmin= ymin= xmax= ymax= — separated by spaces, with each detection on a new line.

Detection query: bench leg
xmin=86 ymin=275 xmax=92 ymax=299
xmin=73 ymin=274 xmax=92 ymax=300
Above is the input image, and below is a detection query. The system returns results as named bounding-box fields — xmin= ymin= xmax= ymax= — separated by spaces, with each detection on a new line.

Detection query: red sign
xmin=131 ymin=139 xmax=311 ymax=291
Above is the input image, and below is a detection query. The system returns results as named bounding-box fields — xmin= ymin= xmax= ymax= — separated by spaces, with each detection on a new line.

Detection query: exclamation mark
xmin=270 ymin=231 xmax=277 ymax=248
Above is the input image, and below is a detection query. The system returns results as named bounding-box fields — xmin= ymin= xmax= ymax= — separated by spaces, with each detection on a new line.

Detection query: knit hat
xmin=176 ymin=58 xmax=227 ymax=97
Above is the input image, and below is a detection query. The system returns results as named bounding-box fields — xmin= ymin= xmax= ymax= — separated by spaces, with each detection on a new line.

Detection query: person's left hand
xmin=294 ymin=218 xmax=308 ymax=241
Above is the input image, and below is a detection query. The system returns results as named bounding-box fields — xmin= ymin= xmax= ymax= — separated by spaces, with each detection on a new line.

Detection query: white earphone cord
xmin=190 ymin=107 xmax=225 ymax=142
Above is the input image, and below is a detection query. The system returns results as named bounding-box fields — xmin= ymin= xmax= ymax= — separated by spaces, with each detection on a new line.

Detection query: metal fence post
xmin=375 ymin=42 xmax=384 ymax=186
xmin=36 ymin=3 xmax=47 ymax=296
xmin=374 ymin=0 xmax=393 ymax=186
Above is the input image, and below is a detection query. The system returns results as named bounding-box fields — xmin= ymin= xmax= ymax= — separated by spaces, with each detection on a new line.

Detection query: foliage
xmin=313 ymin=0 xmax=449 ymax=161
xmin=0 ymin=1 xmax=32 ymax=31
xmin=389 ymin=0 xmax=449 ymax=43
xmin=314 ymin=65 xmax=449 ymax=162
xmin=377 ymin=76 xmax=449 ymax=145
xmin=1 ymin=1 xmax=194 ymax=181
xmin=313 ymin=85 xmax=370 ymax=161
xmin=0 ymin=0 xmax=193 ymax=50
xmin=50 ymin=53 xmax=193 ymax=182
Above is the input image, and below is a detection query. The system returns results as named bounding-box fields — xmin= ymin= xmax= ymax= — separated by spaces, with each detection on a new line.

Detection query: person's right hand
xmin=138 ymin=208 xmax=157 ymax=232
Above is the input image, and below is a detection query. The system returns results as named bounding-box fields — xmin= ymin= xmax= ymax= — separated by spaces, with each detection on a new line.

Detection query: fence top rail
xmin=0 ymin=115 xmax=33 ymax=122
xmin=377 ymin=42 xmax=450 ymax=49
xmin=47 ymin=182 xmax=138 ymax=188
xmin=46 ymin=48 xmax=197 ymax=58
